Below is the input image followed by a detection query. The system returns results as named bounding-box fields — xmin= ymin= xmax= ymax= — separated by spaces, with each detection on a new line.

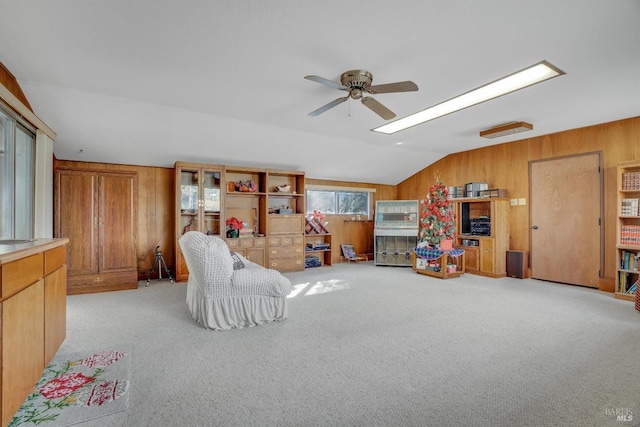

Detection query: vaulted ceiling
xmin=1 ymin=1 xmax=639 ymax=184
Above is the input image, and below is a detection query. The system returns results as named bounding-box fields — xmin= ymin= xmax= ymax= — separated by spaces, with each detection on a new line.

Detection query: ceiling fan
xmin=304 ymin=70 xmax=418 ymax=120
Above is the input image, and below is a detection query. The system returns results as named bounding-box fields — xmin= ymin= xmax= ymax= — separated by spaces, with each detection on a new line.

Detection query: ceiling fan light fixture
xmin=372 ymin=61 xmax=564 ymax=135
xmin=479 ymin=121 xmax=533 ymax=139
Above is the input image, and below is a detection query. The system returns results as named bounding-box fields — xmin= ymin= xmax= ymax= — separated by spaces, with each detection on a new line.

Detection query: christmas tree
xmin=420 ymin=181 xmax=456 ymax=246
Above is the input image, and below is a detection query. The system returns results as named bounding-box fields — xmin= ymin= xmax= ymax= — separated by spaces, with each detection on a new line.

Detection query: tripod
xmin=147 ymin=245 xmax=174 ymax=286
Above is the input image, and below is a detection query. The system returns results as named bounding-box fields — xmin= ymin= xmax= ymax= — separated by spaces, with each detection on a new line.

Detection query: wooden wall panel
xmin=0 ymin=60 xmax=32 ymax=111
xmin=397 ymin=115 xmax=640 ymax=291
xmin=54 ymin=160 xmax=174 ymax=280
xmin=305 ymin=178 xmax=393 ymax=263
xmin=54 ymin=115 xmax=640 ymax=284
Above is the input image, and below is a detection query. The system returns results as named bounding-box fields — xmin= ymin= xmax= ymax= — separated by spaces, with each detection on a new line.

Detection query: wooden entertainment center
xmin=451 ymin=198 xmax=510 ymax=278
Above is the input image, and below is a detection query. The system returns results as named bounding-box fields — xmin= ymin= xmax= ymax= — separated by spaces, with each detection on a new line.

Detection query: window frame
xmin=306 ymin=185 xmax=375 ymax=218
xmin=0 ymin=101 xmax=36 ymax=240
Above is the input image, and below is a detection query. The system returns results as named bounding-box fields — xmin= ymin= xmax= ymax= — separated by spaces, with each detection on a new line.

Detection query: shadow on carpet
xmin=9 ymin=345 xmax=132 ymax=427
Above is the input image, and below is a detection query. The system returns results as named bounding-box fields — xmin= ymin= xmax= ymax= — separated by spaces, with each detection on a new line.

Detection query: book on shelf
xmin=621 ymin=198 xmax=640 ymax=216
xmin=627 ymin=280 xmax=638 ymax=294
xmin=622 ymin=171 xmax=640 ymax=191
xmin=620 ymin=225 xmax=640 ymax=246
xmin=619 ymin=250 xmax=639 ymax=270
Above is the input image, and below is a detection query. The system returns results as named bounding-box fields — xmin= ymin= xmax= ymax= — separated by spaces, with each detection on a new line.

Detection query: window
xmin=0 ymin=103 xmax=35 ymax=239
xmin=307 ymin=188 xmax=372 ymax=216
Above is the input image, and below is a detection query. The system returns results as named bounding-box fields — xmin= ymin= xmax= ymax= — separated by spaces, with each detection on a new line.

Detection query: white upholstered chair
xmin=178 ymin=231 xmax=292 ymax=330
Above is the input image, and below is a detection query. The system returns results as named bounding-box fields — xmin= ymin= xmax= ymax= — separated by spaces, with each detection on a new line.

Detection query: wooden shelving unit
xmin=413 ymin=250 xmax=465 ymax=279
xmin=451 ymin=198 xmax=510 ymax=278
xmin=174 ymin=162 xmax=306 ymax=281
xmin=615 ymin=160 xmax=640 ymax=301
xmin=304 ymin=233 xmax=332 ymax=267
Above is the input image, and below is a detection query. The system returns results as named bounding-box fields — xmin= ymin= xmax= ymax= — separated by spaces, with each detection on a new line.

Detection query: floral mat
xmin=9 ymin=345 xmax=132 ymax=426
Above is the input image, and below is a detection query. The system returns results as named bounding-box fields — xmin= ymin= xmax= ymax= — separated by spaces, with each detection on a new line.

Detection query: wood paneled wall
xmin=54 ymin=160 xmax=174 ymax=281
xmin=55 ymin=115 xmax=640 ymax=285
xmin=304 ymin=178 xmax=396 ymax=264
xmin=52 ymin=162 xmax=392 ymax=276
xmin=397 ymin=115 xmax=640 ymax=291
xmin=0 ymin=60 xmax=32 ymax=111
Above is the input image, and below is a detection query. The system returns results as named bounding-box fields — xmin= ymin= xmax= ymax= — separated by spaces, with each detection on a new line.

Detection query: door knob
xmin=532 ymin=225 xmax=539 ymax=230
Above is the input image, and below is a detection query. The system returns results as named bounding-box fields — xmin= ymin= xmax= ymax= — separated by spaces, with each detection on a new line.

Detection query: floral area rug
xmin=9 ymin=345 xmax=132 ymax=426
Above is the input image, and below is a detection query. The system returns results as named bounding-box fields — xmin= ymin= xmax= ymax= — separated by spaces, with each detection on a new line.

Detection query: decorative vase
xmin=226 ymin=228 xmax=239 ymax=238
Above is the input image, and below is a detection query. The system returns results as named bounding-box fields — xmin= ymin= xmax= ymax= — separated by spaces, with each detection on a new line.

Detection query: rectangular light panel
xmin=372 ymin=61 xmax=564 ymax=135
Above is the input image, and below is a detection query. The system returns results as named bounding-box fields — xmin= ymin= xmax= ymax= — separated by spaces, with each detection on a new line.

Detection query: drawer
xmin=268 ymin=257 xmax=304 ymax=271
xmin=268 ymin=236 xmax=301 ymax=246
xmin=45 ymin=245 xmax=67 ymax=275
xmin=240 ymin=238 xmax=255 ymax=248
xmin=1 ymin=253 xmax=45 ymax=298
xmin=226 ymin=238 xmax=240 ymax=249
xmin=268 ymin=246 xmax=304 ymax=258
xmin=268 ymin=237 xmax=281 ymax=246
xmin=281 ymin=237 xmax=293 ymax=245
xmin=254 ymin=238 xmax=266 ymax=247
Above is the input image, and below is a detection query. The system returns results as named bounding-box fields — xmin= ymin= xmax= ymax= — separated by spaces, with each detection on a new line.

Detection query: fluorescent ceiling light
xmin=372 ymin=61 xmax=565 ymax=135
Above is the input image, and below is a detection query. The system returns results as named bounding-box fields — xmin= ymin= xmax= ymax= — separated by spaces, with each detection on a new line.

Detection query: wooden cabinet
xmin=55 ymin=169 xmax=138 ymax=294
xmin=479 ymin=237 xmax=495 ymax=275
xmin=0 ymin=240 xmax=67 ymax=427
xmin=304 ymin=233 xmax=332 ymax=267
xmin=265 ymin=171 xmax=305 ymax=272
xmin=227 ymin=236 xmax=266 ymax=266
xmin=175 ymin=162 xmax=224 ymax=281
xmin=267 ymin=217 xmax=305 ymax=271
xmin=462 ymin=245 xmax=479 ymax=271
xmin=453 ymin=198 xmax=509 ymax=277
xmin=615 ymin=160 xmax=640 ymax=301
xmin=174 ymin=163 xmax=305 ymax=279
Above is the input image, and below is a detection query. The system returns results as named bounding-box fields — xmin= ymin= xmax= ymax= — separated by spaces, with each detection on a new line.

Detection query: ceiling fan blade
xmin=361 ymin=97 xmax=396 ymax=120
xmin=304 ymin=75 xmax=348 ymax=91
xmin=369 ymin=80 xmax=419 ymax=94
xmin=308 ymin=96 xmax=349 ymax=116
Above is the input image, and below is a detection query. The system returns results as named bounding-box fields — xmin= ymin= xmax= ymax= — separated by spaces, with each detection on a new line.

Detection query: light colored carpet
xmin=53 ymin=263 xmax=639 ymax=426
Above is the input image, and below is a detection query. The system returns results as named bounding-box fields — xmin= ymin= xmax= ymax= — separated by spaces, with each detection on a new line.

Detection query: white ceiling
xmin=1 ymin=1 xmax=639 ymax=185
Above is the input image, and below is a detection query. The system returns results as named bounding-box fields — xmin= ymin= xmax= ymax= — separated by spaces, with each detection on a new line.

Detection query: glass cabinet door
xmin=179 ymin=168 xmax=199 ymax=234
xmin=178 ymin=167 xmax=222 ymax=236
xmin=202 ymin=170 xmax=221 ymax=235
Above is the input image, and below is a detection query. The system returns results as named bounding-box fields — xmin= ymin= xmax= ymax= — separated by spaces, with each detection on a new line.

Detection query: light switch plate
xmin=510 ymin=199 xmax=518 ymax=206
xmin=518 ymin=198 xmax=526 ymax=205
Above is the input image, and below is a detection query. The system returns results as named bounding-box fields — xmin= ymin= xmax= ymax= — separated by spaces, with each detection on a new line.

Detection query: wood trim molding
xmin=0 ymin=83 xmax=56 ymax=140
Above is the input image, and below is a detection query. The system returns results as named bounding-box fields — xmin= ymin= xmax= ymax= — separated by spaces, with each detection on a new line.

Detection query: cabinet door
xmin=44 ymin=265 xmax=67 ymax=364
xmin=55 ymin=170 xmax=98 ymax=275
xmin=480 ymin=238 xmax=495 ymax=274
xmin=268 ymin=215 xmax=304 ymax=235
xmin=463 ymin=246 xmax=480 ymax=271
xmin=98 ymin=173 xmax=137 ymax=273
xmin=202 ymin=169 xmax=222 ymax=235
xmin=245 ymin=247 xmax=265 ymax=266
xmin=2 ymin=280 xmax=45 ymax=427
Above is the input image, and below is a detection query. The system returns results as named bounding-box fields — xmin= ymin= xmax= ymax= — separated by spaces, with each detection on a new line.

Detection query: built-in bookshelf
xmin=615 ymin=160 xmax=640 ymax=300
